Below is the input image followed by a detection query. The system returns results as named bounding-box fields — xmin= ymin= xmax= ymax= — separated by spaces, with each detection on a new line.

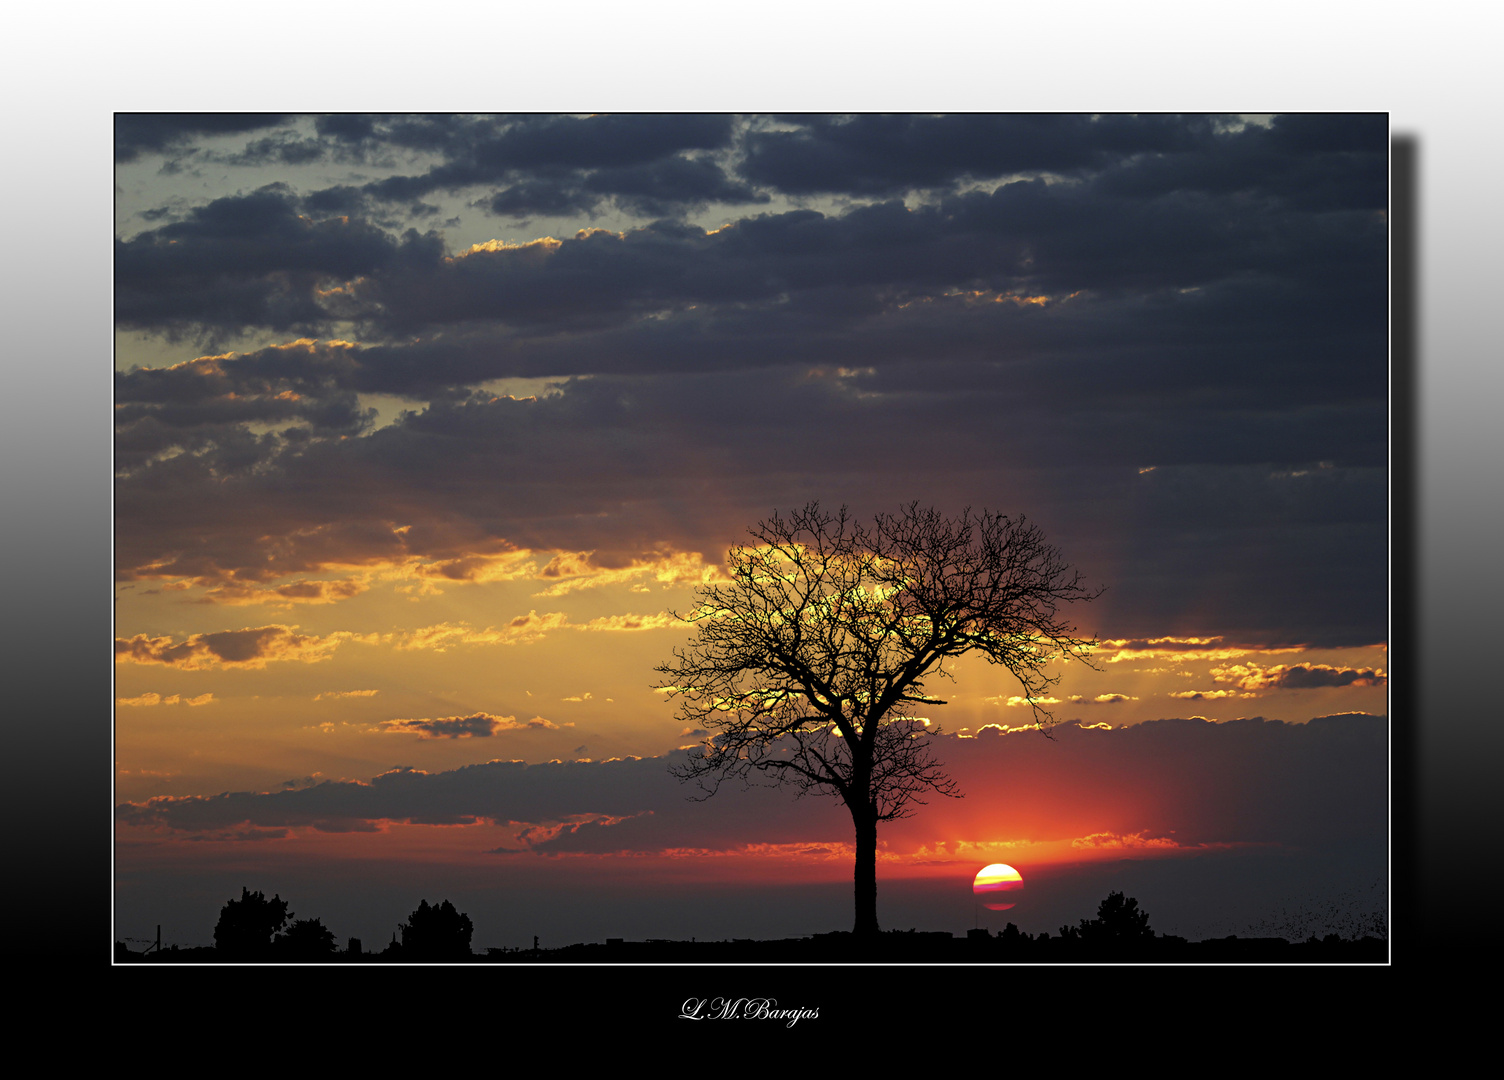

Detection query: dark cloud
xmin=113 ymin=115 xmax=1387 ymax=647
xmin=117 ymin=125 xmax=1384 ymax=372
xmin=116 ymin=715 xmax=1387 ymax=854
xmin=481 ymin=174 xmax=603 ymax=219
xmin=114 ymin=625 xmax=359 ymax=668
xmin=113 ymin=340 xmax=377 ymax=482
xmin=338 ymin=188 xmax=1381 ymax=355
xmin=484 ymin=115 xmax=737 ymax=170
xmin=314 ymin=114 xmax=378 ymax=142
xmin=478 ymin=155 xmax=768 ymax=220
xmin=1212 ymin=662 xmax=1388 ymax=691
xmin=378 ymin=713 xmax=557 ymax=739
xmin=114 ymin=185 xmax=442 ymax=340
xmin=357 ymin=114 xmax=740 ymax=207
xmin=112 ymin=359 xmax=1385 ymax=643
xmin=114 ymin=387 xmax=372 ymax=436
xmin=300 ymin=184 xmax=369 ymax=215
xmin=221 ymin=134 xmax=327 ymax=167
xmin=115 ymin=114 xmax=292 ymax=163
xmin=1275 ymin=665 xmax=1385 ymax=689
xmin=583 ymin=156 xmax=766 ymax=218
xmin=740 ymin=114 xmax=1208 ymax=196
xmin=1090 ymin=114 xmax=1388 ymax=212
xmin=735 ymin=114 xmax=1387 ymax=216
xmin=114 ymin=753 xmax=787 ymax=836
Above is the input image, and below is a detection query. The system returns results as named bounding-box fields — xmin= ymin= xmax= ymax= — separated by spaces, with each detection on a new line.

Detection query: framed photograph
xmin=112 ymin=113 xmax=1389 ymax=974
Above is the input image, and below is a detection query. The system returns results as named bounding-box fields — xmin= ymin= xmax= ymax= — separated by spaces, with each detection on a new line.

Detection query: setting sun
xmin=973 ymin=863 xmax=1025 ymax=910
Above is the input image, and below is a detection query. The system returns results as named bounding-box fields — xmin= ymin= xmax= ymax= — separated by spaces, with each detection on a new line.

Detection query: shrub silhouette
xmin=276 ymin=917 xmax=337 ymax=960
xmin=214 ymin=887 xmax=291 ymax=959
xmin=1079 ymin=891 xmax=1154 ymax=943
xmin=400 ymin=899 xmax=474 ymax=961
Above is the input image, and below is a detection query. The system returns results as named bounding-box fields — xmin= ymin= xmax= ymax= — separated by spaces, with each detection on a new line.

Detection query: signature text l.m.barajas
xmin=680 ymin=997 xmax=819 ymax=1028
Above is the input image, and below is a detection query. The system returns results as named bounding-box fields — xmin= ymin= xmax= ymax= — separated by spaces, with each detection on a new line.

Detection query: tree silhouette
xmin=213 ymin=887 xmax=291 ymax=959
xmin=657 ymin=502 xmax=1098 ymax=937
xmin=400 ymin=899 xmax=474 ymax=961
xmin=1079 ymin=891 xmax=1154 ymax=943
xmin=275 ymin=917 xmax=337 ymax=960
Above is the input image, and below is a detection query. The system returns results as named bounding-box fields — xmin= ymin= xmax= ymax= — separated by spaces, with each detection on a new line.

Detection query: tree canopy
xmin=1081 ymin=891 xmax=1154 ymax=942
xmin=213 ymin=887 xmax=291 ymax=959
xmin=400 ymin=899 xmax=474 ymax=961
xmin=657 ymin=502 xmax=1098 ymax=936
xmin=276 ymin=917 xmax=338 ymax=960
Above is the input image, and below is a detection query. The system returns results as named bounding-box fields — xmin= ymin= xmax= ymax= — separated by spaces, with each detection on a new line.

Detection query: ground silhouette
xmin=117 ymin=889 xmax=1385 ymax=963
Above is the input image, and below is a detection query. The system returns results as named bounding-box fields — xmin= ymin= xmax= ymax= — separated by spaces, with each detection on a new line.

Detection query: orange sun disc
xmin=973 ymin=863 xmax=1025 ymax=910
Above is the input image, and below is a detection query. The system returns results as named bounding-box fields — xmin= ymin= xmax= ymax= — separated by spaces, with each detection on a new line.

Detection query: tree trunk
xmin=851 ymin=799 xmax=879 ymax=937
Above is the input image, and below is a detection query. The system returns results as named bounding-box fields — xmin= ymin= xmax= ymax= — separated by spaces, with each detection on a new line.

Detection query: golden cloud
xmin=201 ymin=578 xmax=371 ymax=606
xmin=962 ymin=722 xmax=1046 ymax=736
xmin=397 ymin=610 xmax=677 ymax=651
xmin=1096 ymin=636 xmax=1306 ymax=664
xmin=578 ymin=612 xmax=679 ymax=632
xmin=456 ymin=236 xmax=564 ymax=259
xmin=115 ymin=692 xmax=216 ymax=707
xmin=1071 ymin=831 xmax=1183 ymax=850
xmin=396 ymin=613 xmax=570 ymax=651
xmin=533 ymin=550 xmax=727 ymax=597
xmin=410 ymin=549 xmax=538 ymax=584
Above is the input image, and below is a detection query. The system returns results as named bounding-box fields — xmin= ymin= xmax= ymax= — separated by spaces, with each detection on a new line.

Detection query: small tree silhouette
xmin=400 ymin=899 xmax=474 ymax=961
xmin=276 ymin=917 xmax=337 ymax=960
xmin=214 ymin=887 xmax=291 ymax=959
xmin=1079 ymin=891 xmax=1154 ymax=943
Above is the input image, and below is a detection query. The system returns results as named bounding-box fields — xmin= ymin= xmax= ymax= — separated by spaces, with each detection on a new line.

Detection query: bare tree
xmin=656 ymin=502 xmax=1100 ymax=937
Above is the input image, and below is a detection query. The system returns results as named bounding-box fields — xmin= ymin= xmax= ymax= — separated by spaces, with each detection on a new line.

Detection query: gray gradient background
xmin=7 ymin=7 xmax=1495 ymax=985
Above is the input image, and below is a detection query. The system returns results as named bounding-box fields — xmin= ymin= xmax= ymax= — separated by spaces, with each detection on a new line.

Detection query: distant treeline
xmin=115 ymin=888 xmax=1387 ymax=964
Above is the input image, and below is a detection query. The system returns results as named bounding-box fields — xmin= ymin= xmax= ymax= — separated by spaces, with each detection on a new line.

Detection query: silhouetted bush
xmin=1079 ymin=891 xmax=1154 ymax=944
xmin=276 ymin=917 xmax=337 ymax=960
xmin=400 ymin=899 xmax=473 ymax=961
xmin=214 ymin=887 xmax=291 ymax=959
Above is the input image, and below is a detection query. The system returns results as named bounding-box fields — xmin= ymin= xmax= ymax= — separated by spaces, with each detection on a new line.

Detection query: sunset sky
xmin=113 ymin=114 xmax=1388 ymax=950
